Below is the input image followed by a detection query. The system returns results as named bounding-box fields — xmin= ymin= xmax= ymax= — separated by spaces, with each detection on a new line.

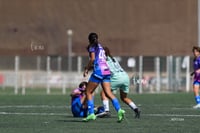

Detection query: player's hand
xmin=83 ymin=69 xmax=88 ymax=77
xmin=191 ymin=72 xmax=195 ymax=76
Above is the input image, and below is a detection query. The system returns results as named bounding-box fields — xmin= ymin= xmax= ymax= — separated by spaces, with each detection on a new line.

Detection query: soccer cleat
xmin=82 ymin=114 xmax=96 ymax=122
xmin=117 ymin=109 xmax=125 ymax=122
xmin=96 ymin=111 xmax=111 ymax=118
xmin=193 ymin=104 xmax=200 ymax=109
xmin=134 ymin=108 xmax=141 ymax=119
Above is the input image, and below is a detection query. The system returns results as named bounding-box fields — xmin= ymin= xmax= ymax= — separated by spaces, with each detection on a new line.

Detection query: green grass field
xmin=0 ymin=88 xmax=200 ymax=133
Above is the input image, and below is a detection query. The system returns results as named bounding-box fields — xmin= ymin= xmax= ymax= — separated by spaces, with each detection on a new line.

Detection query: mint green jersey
xmin=106 ymin=56 xmax=130 ymax=93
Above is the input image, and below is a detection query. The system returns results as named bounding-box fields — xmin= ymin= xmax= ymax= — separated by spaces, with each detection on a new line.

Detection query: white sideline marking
xmin=0 ymin=112 xmax=67 ymax=116
xmin=0 ymin=105 xmax=198 ymax=118
xmin=0 ymin=105 xmax=192 ymax=110
xmin=144 ymin=114 xmax=200 ymax=117
xmin=171 ymin=107 xmax=193 ymax=110
xmin=0 ymin=105 xmax=66 ymax=108
xmin=0 ymin=111 xmax=200 ymax=118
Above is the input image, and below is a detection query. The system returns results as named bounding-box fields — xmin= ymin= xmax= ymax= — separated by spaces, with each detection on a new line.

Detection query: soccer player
xmin=70 ymin=81 xmax=105 ymax=117
xmin=100 ymin=47 xmax=140 ymax=118
xmin=192 ymin=46 xmax=200 ymax=109
xmin=83 ymin=32 xmax=125 ymax=122
xmin=70 ymin=81 xmax=88 ymax=117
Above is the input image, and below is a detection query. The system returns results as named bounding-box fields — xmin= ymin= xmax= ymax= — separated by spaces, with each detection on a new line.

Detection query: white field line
xmin=0 ymin=105 xmax=198 ymax=117
xmin=137 ymin=104 xmax=193 ymax=108
xmin=0 ymin=112 xmax=67 ymax=116
xmin=143 ymin=114 xmax=200 ymax=117
xmin=0 ymin=112 xmax=200 ymax=117
xmin=171 ymin=107 xmax=193 ymax=110
xmin=0 ymin=105 xmax=192 ymax=109
xmin=0 ymin=105 xmax=67 ymax=108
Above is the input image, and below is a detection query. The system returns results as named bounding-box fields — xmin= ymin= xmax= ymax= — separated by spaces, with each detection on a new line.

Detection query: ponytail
xmin=103 ymin=46 xmax=116 ymax=62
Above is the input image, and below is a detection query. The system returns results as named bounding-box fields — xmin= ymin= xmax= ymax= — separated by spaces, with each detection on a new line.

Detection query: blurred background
xmin=0 ymin=0 xmax=198 ymax=94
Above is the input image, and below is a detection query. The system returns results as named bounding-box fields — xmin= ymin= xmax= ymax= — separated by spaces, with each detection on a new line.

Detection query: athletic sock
xmin=195 ymin=96 xmax=200 ymax=104
xmin=129 ymin=102 xmax=137 ymax=110
xmin=111 ymin=98 xmax=121 ymax=112
xmin=87 ymin=100 xmax=94 ymax=114
xmin=103 ymin=100 xmax=109 ymax=112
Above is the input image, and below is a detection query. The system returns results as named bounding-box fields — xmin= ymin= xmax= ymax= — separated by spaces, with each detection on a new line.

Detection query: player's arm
xmin=83 ymin=52 xmax=95 ymax=77
xmin=70 ymin=89 xmax=81 ymax=97
xmin=191 ymin=68 xmax=200 ymax=76
xmin=81 ymin=94 xmax=87 ymax=106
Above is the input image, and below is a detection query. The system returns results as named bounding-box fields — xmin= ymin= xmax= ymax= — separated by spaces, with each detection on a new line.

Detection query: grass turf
xmin=0 ymin=91 xmax=200 ymax=133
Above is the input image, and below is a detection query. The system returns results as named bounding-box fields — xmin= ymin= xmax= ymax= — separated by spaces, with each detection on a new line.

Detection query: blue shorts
xmin=71 ymin=98 xmax=87 ymax=117
xmin=193 ymin=80 xmax=200 ymax=85
xmin=89 ymin=73 xmax=111 ymax=83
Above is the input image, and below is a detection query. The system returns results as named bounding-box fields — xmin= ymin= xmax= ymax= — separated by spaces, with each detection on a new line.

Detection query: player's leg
xmin=98 ymin=78 xmax=120 ymax=118
xmin=83 ymin=81 xmax=98 ymax=121
xmin=120 ymin=74 xmax=140 ymax=118
xmin=97 ymin=90 xmax=111 ymax=118
xmin=119 ymin=89 xmax=140 ymax=118
xmin=101 ymin=82 xmax=120 ymax=110
xmin=101 ymin=78 xmax=125 ymax=122
xmin=79 ymin=107 xmax=88 ymax=117
xmin=193 ymin=81 xmax=200 ymax=109
xmin=83 ymin=74 xmax=101 ymax=121
xmin=100 ymin=90 xmax=110 ymax=112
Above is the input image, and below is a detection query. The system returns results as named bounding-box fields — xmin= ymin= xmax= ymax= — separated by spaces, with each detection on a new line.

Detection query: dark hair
xmin=192 ymin=46 xmax=200 ymax=52
xmin=86 ymin=32 xmax=99 ymax=51
xmin=79 ymin=81 xmax=87 ymax=88
xmin=103 ymin=46 xmax=116 ymax=62
xmin=88 ymin=32 xmax=98 ymax=42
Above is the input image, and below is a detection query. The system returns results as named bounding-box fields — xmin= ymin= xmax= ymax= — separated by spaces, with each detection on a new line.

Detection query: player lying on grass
xmin=191 ymin=46 xmax=200 ymax=109
xmin=98 ymin=47 xmax=140 ymax=118
xmin=70 ymin=81 xmax=105 ymax=117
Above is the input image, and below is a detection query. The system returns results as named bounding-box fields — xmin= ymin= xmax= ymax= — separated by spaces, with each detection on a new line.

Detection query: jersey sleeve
xmin=88 ymin=46 xmax=96 ymax=53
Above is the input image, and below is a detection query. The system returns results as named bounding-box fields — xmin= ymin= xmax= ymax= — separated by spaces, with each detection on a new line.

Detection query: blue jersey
xmin=71 ymin=97 xmax=87 ymax=117
xmin=193 ymin=56 xmax=200 ymax=81
xmin=88 ymin=43 xmax=110 ymax=76
xmin=71 ymin=88 xmax=87 ymax=117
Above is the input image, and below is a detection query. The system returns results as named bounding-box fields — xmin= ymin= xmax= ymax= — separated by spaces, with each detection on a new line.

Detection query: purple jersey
xmin=88 ymin=43 xmax=110 ymax=76
xmin=193 ymin=56 xmax=200 ymax=81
